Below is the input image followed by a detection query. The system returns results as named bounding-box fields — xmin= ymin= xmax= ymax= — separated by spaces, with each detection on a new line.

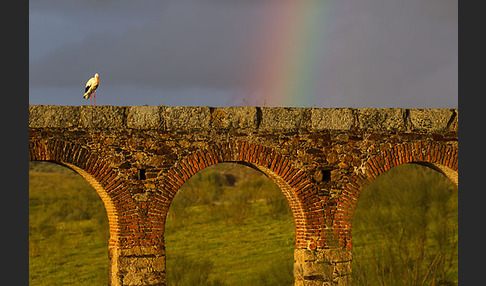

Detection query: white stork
xmin=83 ymin=73 xmax=100 ymax=106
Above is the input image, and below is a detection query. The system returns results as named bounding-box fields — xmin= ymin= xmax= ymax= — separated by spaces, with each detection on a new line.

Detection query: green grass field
xmin=29 ymin=161 xmax=458 ymax=285
xmin=29 ymin=162 xmax=295 ymax=286
xmin=352 ymin=164 xmax=458 ymax=285
xmin=165 ymin=163 xmax=295 ymax=286
xmin=29 ymin=163 xmax=109 ymax=285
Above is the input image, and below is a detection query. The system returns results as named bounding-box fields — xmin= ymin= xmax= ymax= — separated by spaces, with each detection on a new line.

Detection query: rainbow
xmin=248 ymin=2 xmax=330 ymax=107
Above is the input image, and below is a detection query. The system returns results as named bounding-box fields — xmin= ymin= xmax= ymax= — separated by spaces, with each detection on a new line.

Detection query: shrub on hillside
xmin=352 ymin=163 xmax=458 ymax=285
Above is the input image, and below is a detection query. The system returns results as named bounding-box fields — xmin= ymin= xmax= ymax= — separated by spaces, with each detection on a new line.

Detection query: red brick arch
xmin=335 ymin=141 xmax=458 ymax=250
xmin=152 ymin=141 xmax=326 ymax=249
xmin=29 ymin=138 xmax=132 ymax=249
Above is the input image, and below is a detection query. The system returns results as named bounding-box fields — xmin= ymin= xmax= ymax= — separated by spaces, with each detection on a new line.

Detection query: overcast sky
xmin=29 ymin=0 xmax=457 ymax=108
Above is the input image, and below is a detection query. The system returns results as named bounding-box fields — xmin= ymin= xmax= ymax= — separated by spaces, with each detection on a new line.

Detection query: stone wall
xmin=29 ymin=105 xmax=458 ymax=285
xmin=29 ymin=105 xmax=458 ymax=132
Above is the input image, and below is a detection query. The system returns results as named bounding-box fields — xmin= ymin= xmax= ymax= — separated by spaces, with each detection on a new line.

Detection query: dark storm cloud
xmin=30 ymin=0 xmax=265 ymax=88
xmin=30 ymin=0 xmax=457 ymax=107
xmin=317 ymin=0 xmax=457 ymax=106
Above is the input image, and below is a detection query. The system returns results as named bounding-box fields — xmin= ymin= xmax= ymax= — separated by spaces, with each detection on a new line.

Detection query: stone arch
xmin=153 ymin=141 xmax=325 ymax=249
xmin=29 ymin=138 xmax=130 ymax=285
xmin=335 ymin=141 xmax=458 ymax=250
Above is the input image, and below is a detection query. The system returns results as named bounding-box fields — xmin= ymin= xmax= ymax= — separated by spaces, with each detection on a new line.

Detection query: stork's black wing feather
xmin=85 ymin=85 xmax=91 ymax=93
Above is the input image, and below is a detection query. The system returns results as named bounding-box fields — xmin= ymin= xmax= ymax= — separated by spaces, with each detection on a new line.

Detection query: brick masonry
xmin=29 ymin=105 xmax=458 ymax=286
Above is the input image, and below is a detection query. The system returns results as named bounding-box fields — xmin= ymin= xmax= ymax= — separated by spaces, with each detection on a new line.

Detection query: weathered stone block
xmin=29 ymin=105 xmax=80 ymax=128
xmin=295 ymin=248 xmax=317 ymax=262
xmin=133 ymin=192 xmax=150 ymax=202
xmin=449 ymin=109 xmax=458 ymax=132
xmin=333 ymin=262 xmax=351 ymax=277
xmin=119 ymin=256 xmax=165 ymax=286
xmin=311 ymin=108 xmax=354 ymax=131
xmin=303 ymin=280 xmax=330 ymax=286
xmin=294 ymin=261 xmax=304 ymax=280
xmin=152 ymin=256 xmax=165 ymax=272
xmin=79 ymin=106 xmax=126 ymax=129
xmin=357 ymin=108 xmax=406 ymax=132
xmin=260 ymin=107 xmax=311 ymax=131
xmin=163 ymin=106 xmax=211 ymax=130
xmin=295 ymin=277 xmax=331 ymax=286
xmin=118 ymin=246 xmax=163 ymax=256
xmin=294 ymin=279 xmax=305 ymax=286
xmin=127 ymin=106 xmax=163 ymax=129
xmin=318 ymin=249 xmax=352 ymax=263
xmin=302 ymin=261 xmax=333 ymax=278
xmin=334 ymin=274 xmax=353 ymax=286
xmin=408 ymin=108 xmax=455 ymax=132
xmin=211 ymin=107 xmax=258 ymax=129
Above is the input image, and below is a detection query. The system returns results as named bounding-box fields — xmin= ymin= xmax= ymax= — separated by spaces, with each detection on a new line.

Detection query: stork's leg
xmin=94 ymin=91 xmax=96 ymax=106
xmin=90 ymin=96 xmax=92 ymax=106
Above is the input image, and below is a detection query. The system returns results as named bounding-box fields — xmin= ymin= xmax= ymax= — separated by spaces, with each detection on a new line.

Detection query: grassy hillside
xmin=29 ymin=162 xmax=109 ymax=285
xmin=352 ymin=163 xmax=458 ymax=285
xmin=165 ymin=163 xmax=295 ymax=286
xmin=29 ymin=162 xmax=295 ymax=286
xmin=29 ymin=161 xmax=458 ymax=286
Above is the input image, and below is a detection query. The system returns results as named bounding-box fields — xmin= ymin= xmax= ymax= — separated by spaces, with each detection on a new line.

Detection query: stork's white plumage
xmin=83 ymin=73 xmax=100 ymax=106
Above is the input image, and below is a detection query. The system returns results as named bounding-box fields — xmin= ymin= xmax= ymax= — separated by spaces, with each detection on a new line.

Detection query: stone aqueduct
xmin=29 ymin=105 xmax=458 ymax=285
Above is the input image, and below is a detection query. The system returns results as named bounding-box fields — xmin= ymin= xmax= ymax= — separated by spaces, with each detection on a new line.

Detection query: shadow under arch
xmin=29 ymin=138 xmax=123 ymax=285
xmin=336 ymin=141 xmax=458 ymax=251
xmin=155 ymin=141 xmax=325 ymax=250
